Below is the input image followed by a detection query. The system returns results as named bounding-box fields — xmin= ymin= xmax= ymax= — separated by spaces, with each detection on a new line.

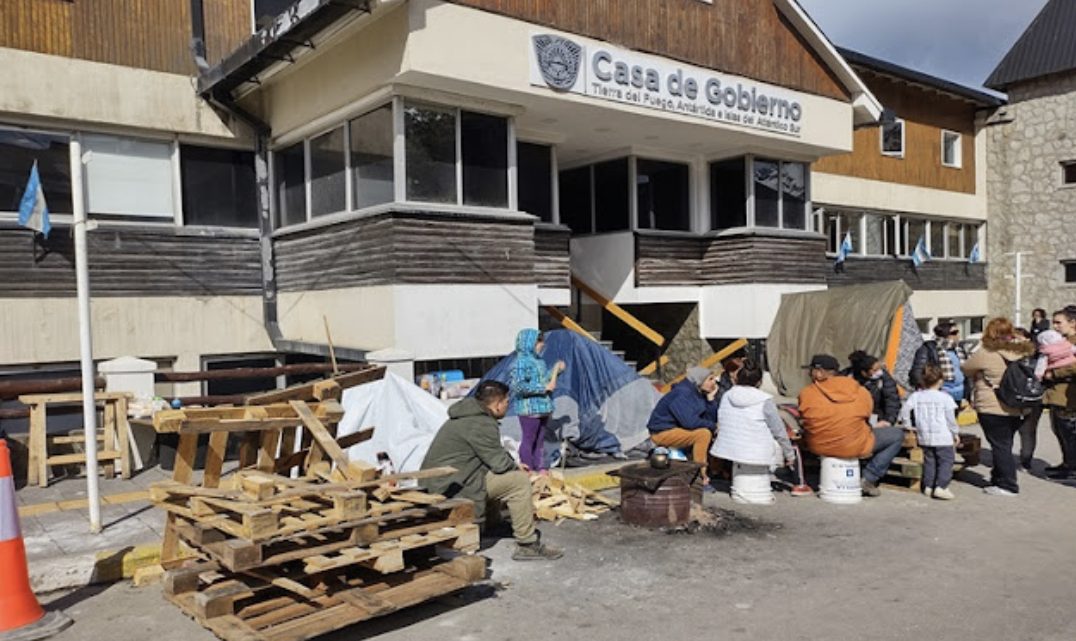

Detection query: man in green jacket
xmin=421 ymin=380 xmax=563 ymax=561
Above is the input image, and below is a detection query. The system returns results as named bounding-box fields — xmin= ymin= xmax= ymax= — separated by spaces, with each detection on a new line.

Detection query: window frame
xmin=1061 ymin=161 xmax=1076 ymax=188
xmin=0 ymin=124 xmax=75 ymax=220
xmin=1063 ymin=260 xmax=1076 ymax=285
xmin=516 ymin=140 xmax=559 ymax=224
xmin=880 ymin=118 xmax=905 ymax=158
xmin=746 ymin=155 xmax=811 ymax=231
xmin=940 ymin=130 xmax=962 ymax=169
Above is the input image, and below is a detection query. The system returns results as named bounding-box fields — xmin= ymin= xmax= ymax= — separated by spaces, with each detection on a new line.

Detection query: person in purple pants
xmin=509 ymin=329 xmax=564 ymax=472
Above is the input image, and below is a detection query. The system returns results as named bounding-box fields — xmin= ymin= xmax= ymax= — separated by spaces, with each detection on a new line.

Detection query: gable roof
xmin=985 ymin=0 xmax=1076 ymax=91
xmin=839 ymin=48 xmax=1004 ymax=108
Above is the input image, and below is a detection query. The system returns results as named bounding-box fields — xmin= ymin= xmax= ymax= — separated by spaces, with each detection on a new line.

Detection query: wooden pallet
xmin=531 ymin=473 xmax=618 ymax=522
xmin=164 ymin=555 xmax=486 ymax=641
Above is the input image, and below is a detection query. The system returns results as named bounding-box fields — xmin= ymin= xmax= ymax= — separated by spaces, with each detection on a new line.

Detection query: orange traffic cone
xmin=0 ymin=439 xmax=71 ymax=641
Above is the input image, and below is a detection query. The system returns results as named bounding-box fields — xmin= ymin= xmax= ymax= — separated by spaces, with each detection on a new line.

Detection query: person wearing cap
xmin=647 ymin=366 xmax=720 ymax=484
xmin=798 ymin=354 xmax=906 ymax=497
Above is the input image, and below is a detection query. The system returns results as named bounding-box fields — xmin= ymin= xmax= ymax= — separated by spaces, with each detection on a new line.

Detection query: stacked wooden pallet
xmin=881 ymin=429 xmax=924 ymax=492
xmin=531 ymin=473 xmax=618 ymax=522
xmin=148 ymin=368 xmax=487 ymax=641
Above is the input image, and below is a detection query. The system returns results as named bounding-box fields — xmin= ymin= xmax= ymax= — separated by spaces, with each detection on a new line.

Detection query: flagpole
xmin=69 ymin=134 xmax=101 ymax=534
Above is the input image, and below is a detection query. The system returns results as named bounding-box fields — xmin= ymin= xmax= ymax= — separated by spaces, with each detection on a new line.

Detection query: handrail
xmin=570 ymin=275 xmax=665 ymax=347
xmin=660 ymin=338 xmax=749 ymax=393
xmin=543 ymin=306 xmax=597 ymax=342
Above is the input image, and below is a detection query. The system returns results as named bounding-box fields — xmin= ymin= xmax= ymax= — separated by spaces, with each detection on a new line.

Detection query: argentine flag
xmin=911 ymin=236 xmax=931 ymax=268
xmin=834 ymin=232 xmax=853 ymax=270
xmin=968 ymin=242 xmax=982 ymax=263
xmin=18 ymin=161 xmax=51 ymax=239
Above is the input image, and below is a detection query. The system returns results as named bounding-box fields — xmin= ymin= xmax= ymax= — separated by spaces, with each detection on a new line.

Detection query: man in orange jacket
xmin=798 ymin=354 xmax=905 ymax=497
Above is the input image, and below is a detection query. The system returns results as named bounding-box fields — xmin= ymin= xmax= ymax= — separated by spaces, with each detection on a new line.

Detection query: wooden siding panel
xmin=827 ymin=258 xmax=986 ymax=291
xmin=444 ymin=0 xmax=849 ymax=100
xmin=274 ymin=212 xmax=537 ymax=292
xmin=812 ymin=71 xmax=979 ymax=193
xmin=1 ymin=0 xmax=249 ymax=75
xmin=534 ymin=224 xmax=570 ymax=288
xmin=0 ymin=224 xmax=262 ymax=297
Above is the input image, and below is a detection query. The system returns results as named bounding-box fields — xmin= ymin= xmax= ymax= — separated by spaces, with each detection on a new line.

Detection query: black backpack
xmin=994 ymin=356 xmax=1044 ymax=409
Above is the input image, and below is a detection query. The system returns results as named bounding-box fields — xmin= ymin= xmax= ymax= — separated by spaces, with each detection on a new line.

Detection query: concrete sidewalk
xmin=14 ymin=458 xmax=628 ymax=593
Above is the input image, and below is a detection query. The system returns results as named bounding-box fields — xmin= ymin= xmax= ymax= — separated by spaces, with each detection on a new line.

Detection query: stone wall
xmin=986 ymin=72 xmax=1076 ymax=322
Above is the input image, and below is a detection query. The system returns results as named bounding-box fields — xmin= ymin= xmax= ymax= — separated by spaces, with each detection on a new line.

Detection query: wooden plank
xmin=194 ymin=580 xmax=255 ymax=620
xmin=117 ymin=396 xmax=132 ymax=477
xmin=203 ymin=431 xmax=229 ymax=490
xmin=543 ymin=306 xmax=596 ymax=342
xmin=290 ymin=401 xmax=375 ymax=481
xmin=162 ymin=432 xmax=199 ymax=568
xmin=102 ymin=401 xmax=116 ymax=478
xmin=572 ymin=274 xmax=665 ymax=346
xmin=45 ymin=450 xmax=122 ymax=466
xmin=257 ymin=430 xmax=280 ymax=472
xmin=661 ymin=338 xmax=749 ymax=392
xmin=637 ymin=355 xmax=670 ymax=376
xmin=28 ymin=401 xmax=45 ymax=487
xmin=244 ymin=368 xmax=384 ymax=406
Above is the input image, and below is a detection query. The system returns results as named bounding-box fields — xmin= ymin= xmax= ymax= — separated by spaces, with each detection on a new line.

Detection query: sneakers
xmin=861 ymin=479 xmax=881 ymax=497
xmin=932 ymin=487 xmax=955 ymax=500
xmin=983 ymin=486 xmax=1018 ymax=497
xmin=512 ymin=541 xmax=564 ymax=561
xmin=1046 ymin=467 xmax=1076 ymax=480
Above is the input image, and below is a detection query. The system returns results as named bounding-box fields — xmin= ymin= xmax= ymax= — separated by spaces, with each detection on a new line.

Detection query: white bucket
xmin=818 ymin=457 xmax=862 ymax=505
xmin=731 ymin=463 xmax=775 ymax=505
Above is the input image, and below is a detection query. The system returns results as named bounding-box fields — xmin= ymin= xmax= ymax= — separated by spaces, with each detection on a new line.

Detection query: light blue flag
xmin=835 ymin=232 xmax=854 ymax=265
xmin=968 ymin=242 xmax=982 ymax=263
xmin=18 ymin=161 xmax=51 ymax=239
xmin=911 ymin=236 xmax=931 ymax=268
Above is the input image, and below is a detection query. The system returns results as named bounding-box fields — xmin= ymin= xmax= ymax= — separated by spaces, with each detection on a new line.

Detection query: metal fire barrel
xmin=615 ymin=461 xmax=701 ymax=527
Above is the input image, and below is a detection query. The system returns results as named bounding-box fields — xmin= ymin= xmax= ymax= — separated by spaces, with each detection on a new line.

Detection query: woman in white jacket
xmin=711 ymin=362 xmax=796 ymax=483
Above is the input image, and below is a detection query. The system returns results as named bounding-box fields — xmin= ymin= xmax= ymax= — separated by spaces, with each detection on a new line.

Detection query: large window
xmin=904 ymin=218 xmax=926 ymax=255
xmin=275 ymin=142 xmax=306 ymax=227
xmin=820 ymin=210 xmax=861 ymax=254
xmin=594 ymin=158 xmax=629 ymax=233
xmin=0 ymin=129 xmax=72 ymax=214
xmin=710 ymin=157 xmax=746 ymax=231
xmin=864 ymin=213 xmax=885 ymax=256
xmin=349 ymin=105 xmax=394 ymax=210
xmin=941 ymin=131 xmax=962 ymax=168
xmin=309 ymin=126 xmax=347 ymax=217
xmin=636 ymin=159 xmax=689 ymax=231
xmin=929 ymin=220 xmax=946 ymax=257
xmin=517 ymin=142 xmax=553 ymax=223
xmin=753 ymin=158 xmax=808 ymax=230
xmin=253 ymin=0 xmax=294 ymax=30
xmin=881 ymin=119 xmax=905 ymax=157
xmin=83 ymin=134 xmax=174 ymax=218
xmin=558 ymin=167 xmax=592 ymax=234
xmin=461 ymin=111 xmax=508 ymax=207
xmin=404 ymin=103 xmax=457 ymax=204
xmin=180 ymin=145 xmax=257 ymax=228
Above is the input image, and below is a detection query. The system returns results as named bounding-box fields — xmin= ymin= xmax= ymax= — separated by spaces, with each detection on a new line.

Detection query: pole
xmin=1014 ymin=252 xmax=1023 ymax=329
xmin=70 ymin=135 xmax=101 ymax=534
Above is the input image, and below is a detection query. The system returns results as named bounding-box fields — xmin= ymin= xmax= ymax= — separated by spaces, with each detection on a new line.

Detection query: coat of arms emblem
xmin=533 ymin=35 xmax=582 ymax=91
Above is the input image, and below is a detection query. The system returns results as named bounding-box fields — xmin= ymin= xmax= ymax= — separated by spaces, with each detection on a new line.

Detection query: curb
xmin=30 ymin=543 xmax=164 ymax=594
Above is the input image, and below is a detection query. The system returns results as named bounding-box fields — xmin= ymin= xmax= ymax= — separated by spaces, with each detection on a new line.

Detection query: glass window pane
xmin=942 ymin=132 xmax=961 ymax=167
xmin=885 ymin=217 xmax=900 ymax=255
xmin=181 ymin=145 xmax=257 ymax=228
xmin=0 ymin=130 xmax=72 ymax=214
xmin=275 ymin=142 xmax=306 ymax=227
xmin=1064 ymin=163 xmax=1076 ymax=185
xmin=558 ymin=167 xmax=591 ymax=234
xmin=781 ymin=162 xmax=807 ymax=229
xmin=865 ymin=214 xmax=885 ymax=255
xmin=594 ymin=158 xmax=629 ymax=232
xmin=753 ymin=158 xmax=779 ymax=227
xmin=882 ymin=120 xmax=903 ymax=155
xmin=637 ymin=159 xmax=690 ymax=231
xmin=824 ymin=212 xmax=839 ymax=253
xmin=461 ymin=111 xmax=507 ymax=207
xmin=948 ymin=223 xmax=963 ymax=258
xmin=309 ymin=127 xmax=346 ymax=217
xmin=844 ymin=212 xmax=862 ymax=252
xmin=349 ymin=105 xmax=394 ymax=209
xmin=906 ymin=219 xmax=926 ymax=256
xmin=930 ymin=221 xmax=946 ymax=258
xmin=83 ymin=134 xmax=174 ymax=217
xmin=253 ymin=0 xmax=294 ymax=29
xmin=518 ymin=142 xmax=553 ymax=223
xmin=405 ymin=103 xmax=457 ymax=204
xmin=710 ymin=157 xmax=746 ymax=230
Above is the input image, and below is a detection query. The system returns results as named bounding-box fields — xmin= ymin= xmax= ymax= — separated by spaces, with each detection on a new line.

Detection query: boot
xmin=512 ymin=540 xmax=564 ymax=561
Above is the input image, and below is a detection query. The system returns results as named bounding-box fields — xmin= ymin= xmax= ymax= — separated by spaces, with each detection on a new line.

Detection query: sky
xmin=798 ymin=0 xmax=1050 ymax=93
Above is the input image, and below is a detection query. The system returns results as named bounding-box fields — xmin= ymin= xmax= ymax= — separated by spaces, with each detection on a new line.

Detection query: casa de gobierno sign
xmin=530 ymin=34 xmax=804 ymax=137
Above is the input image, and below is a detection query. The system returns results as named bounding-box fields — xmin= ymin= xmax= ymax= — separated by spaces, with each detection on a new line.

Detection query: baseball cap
xmin=805 ymin=354 xmax=840 ymax=371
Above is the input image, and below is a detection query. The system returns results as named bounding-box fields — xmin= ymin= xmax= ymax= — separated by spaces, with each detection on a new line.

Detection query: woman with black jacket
xmin=844 ymin=350 xmax=901 ymax=427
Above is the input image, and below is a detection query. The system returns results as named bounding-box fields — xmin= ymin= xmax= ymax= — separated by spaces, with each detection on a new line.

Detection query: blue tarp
xmin=477 ymin=329 xmax=651 ymax=453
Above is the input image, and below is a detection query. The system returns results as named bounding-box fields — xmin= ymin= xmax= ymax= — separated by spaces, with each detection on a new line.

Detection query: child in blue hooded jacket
xmin=509 ymin=329 xmax=565 ymax=471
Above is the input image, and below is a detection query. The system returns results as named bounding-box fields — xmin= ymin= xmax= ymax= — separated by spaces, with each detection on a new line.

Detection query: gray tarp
xmin=767 ymin=281 xmax=921 ymax=398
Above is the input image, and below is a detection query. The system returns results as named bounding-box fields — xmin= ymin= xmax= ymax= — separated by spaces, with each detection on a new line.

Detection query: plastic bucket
xmin=731 ymin=463 xmax=775 ymax=505
xmin=819 ymin=457 xmax=862 ymax=505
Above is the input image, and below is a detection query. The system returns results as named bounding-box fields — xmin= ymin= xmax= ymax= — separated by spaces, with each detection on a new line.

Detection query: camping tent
xmin=337 ymin=372 xmax=449 ymax=473
xmin=478 ymin=329 xmax=657 ymax=460
xmin=766 ymin=281 xmax=924 ymax=398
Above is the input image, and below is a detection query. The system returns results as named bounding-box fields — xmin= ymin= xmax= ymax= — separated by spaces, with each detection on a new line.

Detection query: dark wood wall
xmin=0 ymin=0 xmax=250 ymax=74
xmin=827 ymin=257 xmax=987 ymax=290
xmin=274 ymin=212 xmax=539 ymax=292
xmin=534 ymin=224 xmax=570 ymax=289
xmin=634 ymin=230 xmax=828 ymax=286
xmin=0 ymin=224 xmax=262 ymax=297
xmin=444 ymin=0 xmax=849 ymax=100
xmin=813 ymin=70 xmax=979 ymax=193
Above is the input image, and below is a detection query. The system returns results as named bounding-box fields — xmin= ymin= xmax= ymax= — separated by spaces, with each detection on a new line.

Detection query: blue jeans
xmin=863 ymin=426 xmax=905 ymax=483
